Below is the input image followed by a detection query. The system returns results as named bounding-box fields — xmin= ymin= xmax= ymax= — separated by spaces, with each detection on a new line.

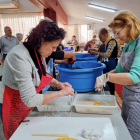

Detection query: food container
xmin=73 ymin=94 xmax=117 ymax=115
xmin=37 ymin=96 xmax=72 ymax=112
xmin=64 ymin=46 xmax=74 ymax=51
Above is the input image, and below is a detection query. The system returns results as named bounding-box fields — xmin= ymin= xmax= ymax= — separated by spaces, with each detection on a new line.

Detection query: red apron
xmin=2 ymin=50 xmax=53 ymax=140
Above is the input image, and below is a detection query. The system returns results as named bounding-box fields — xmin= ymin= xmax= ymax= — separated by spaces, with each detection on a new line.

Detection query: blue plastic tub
xmin=75 ymin=54 xmax=99 ymax=61
xmin=64 ymin=46 xmax=74 ymax=51
xmin=56 ymin=61 xmax=106 ymax=92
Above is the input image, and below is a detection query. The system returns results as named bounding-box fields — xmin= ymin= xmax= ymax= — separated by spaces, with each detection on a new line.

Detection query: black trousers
xmin=107 ymin=82 xmax=115 ymax=95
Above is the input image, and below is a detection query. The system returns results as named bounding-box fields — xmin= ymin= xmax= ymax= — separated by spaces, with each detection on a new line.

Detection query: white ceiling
xmin=18 ymin=0 xmax=41 ymax=12
xmin=58 ymin=0 xmax=140 ymax=25
xmin=1 ymin=0 xmax=139 ymax=26
xmin=0 ymin=0 xmax=41 ymax=13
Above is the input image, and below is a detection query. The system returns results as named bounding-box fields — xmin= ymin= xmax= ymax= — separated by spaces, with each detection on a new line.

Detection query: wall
xmin=68 ymin=16 xmax=94 ymax=25
xmin=58 ymin=21 xmax=114 ymax=46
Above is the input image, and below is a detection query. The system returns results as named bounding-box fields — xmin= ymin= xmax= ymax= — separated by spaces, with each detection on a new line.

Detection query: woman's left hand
xmin=58 ymin=82 xmax=72 ymax=89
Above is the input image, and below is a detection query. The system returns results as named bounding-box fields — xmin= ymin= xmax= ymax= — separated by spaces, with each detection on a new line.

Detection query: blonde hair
xmin=108 ymin=10 xmax=140 ymax=40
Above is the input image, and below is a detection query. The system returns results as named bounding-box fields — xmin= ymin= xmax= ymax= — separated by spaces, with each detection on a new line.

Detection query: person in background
xmin=69 ymin=35 xmax=78 ymax=51
xmin=44 ymin=47 xmax=76 ymax=92
xmin=16 ymin=33 xmax=23 ymax=42
xmin=45 ymin=43 xmax=76 ymax=79
xmin=54 ymin=51 xmax=76 ymax=78
xmin=67 ymin=39 xmax=73 ymax=44
xmin=0 ymin=26 xmax=19 ymax=80
xmin=54 ymin=43 xmax=75 ymax=67
xmin=44 ymin=44 xmax=76 ymax=92
xmin=93 ymin=35 xmax=96 ymax=39
xmin=84 ymin=35 xmax=97 ymax=51
xmin=89 ymin=28 xmax=119 ymax=95
xmin=95 ymin=10 xmax=140 ymax=140
xmin=58 ymin=43 xmax=64 ymax=50
xmin=0 ymin=19 xmax=74 ymax=139
xmin=39 ymin=43 xmax=76 ymax=92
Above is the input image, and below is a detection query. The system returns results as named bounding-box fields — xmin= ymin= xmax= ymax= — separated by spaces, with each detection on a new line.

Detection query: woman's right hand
xmin=42 ymin=87 xmax=74 ymax=105
xmin=59 ymin=87 xmax=74 ymax=96
xmin=88 ymin=49 xmax=96 ymax=53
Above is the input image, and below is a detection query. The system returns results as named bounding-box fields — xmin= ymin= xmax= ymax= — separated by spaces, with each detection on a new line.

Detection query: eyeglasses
xmin=114 ymin=28 xmax=122 ymax=38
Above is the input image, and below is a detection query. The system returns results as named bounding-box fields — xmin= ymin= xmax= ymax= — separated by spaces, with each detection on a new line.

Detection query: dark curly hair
xmin=25 ymin=19 xmax=66 ymax=50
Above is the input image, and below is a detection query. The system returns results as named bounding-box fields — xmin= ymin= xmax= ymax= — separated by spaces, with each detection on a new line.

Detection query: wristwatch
xmin=106 ymin=73 xmax=109 ymax=82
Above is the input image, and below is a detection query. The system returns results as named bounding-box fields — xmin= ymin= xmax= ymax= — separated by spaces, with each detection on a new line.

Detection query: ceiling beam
xmin=29 ymin=0 xmax=67 ymax=25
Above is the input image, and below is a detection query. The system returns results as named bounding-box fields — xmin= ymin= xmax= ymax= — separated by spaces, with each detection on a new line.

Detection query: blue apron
xmin=121 ymin=37 xmax=140 ymax=140
xmin=100 ymin=44 xmax=117 ymax=74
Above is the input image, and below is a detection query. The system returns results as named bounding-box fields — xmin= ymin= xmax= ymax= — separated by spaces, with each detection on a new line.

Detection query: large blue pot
xmin=75 ymin=54 xmax=99 ymax=61
xmin=56 ymin=61 xmax=106 ymax=92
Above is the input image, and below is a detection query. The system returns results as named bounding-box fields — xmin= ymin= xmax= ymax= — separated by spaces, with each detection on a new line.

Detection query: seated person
xmin=84 ymin=37 xmax=97 ymax=51
xmin=69 ymin=35 xmax=78 ymax=51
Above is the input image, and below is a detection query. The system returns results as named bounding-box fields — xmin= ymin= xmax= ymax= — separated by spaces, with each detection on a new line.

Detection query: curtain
xmin=0 ymin=13 xmax=42 ymax=40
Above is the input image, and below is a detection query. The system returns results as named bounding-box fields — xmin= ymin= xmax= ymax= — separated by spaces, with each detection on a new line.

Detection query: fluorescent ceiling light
xmin=0 ymin=0 xmax=19 ymax=9
xmin=36 ymin=0 xmax=47 ymax=9
xmin=85 ymin=15 xmax=104 ymax=22
xmin=0 ymin=3 xmax=17 ymax=8
xmin=88 ymin=3 xmax=117 ymax=12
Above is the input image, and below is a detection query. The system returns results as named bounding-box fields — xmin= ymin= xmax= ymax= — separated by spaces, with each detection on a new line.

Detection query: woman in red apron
xmin=1 ymin=19 xmax=74 ymax=140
